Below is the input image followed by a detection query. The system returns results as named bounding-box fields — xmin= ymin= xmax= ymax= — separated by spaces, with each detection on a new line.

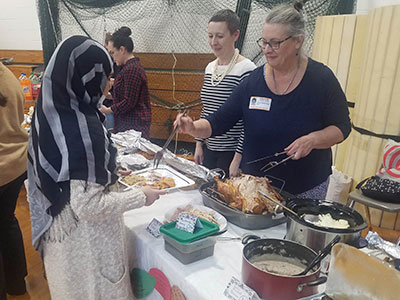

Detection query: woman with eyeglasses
xmin=175 ymin=1 xmax=351 ymax=199
xmin=195 ymin=9 xmax=256 ymax=177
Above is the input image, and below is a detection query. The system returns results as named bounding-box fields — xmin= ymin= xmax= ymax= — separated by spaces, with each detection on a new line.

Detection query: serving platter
xmin=119 ymin=164 xmax=195 ymax=191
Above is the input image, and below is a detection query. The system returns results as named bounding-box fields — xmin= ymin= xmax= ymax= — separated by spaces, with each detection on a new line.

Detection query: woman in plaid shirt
xmin=101 ymin=27 xmax=151 ymax=139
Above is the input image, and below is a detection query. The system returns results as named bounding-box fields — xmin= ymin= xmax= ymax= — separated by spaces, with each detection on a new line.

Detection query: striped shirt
xmin=197 ymin=58 xmax=256 ymax=153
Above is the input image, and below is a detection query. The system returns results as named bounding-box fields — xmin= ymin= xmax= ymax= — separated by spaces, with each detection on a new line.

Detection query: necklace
xmin=211 ymin=48 xmax=240 ymax=87
xmin=271 ymin=57 xmax=300 ymax=95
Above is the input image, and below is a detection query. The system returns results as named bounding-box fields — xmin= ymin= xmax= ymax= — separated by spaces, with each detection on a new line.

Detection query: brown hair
xmin=110 ymin=26 xmax=134 ymax=52
xmin=209 ymin=9 xmax=240 ymax=35
xmin=104 ymin=32 xmax=112 ymax=45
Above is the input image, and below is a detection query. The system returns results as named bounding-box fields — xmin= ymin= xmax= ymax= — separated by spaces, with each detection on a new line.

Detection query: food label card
xmin=224 ymin=276 xmax=257 ymax=300
xmin=175 ymin=212 xmax=202 ymax=233
xmin=146 ymin=218 xmax=163 ymax=238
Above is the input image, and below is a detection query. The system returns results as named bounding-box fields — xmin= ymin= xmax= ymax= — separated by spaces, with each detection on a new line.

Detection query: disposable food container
xmin=160 ymin=220 xmax=218 ymax=264
xmin=160 ymin=219 xmax=219 ymax=243
xmin=162 ymin=234 xmax=216 ymax=264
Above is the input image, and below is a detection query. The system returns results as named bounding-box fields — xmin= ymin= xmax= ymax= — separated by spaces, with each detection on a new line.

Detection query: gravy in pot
xmin=250 ymin=254 xmax=309 ymax=276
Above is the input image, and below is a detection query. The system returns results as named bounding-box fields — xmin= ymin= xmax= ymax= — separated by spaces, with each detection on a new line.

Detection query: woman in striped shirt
xmin=196 ymin=9 xmax=256 ymax=177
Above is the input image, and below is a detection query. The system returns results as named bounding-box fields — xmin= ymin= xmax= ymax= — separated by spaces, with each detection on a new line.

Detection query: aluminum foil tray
xmin=199 ymin=180 xmax=289 ymax=230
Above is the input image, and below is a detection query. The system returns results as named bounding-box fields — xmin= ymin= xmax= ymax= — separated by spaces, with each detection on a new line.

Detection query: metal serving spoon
xmin=257 ymin=190 xmax=321 ymax=224
xmin=295 ymin=235 xmax=341 ymax=276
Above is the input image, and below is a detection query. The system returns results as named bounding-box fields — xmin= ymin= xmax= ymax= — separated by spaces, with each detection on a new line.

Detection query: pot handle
xmin=207 ymin=168 xmax=226 ymax=180
xmin=241 ymin=234 xmax=261 ymax=245
xmin=297 ymin=277 xmax=327 ymax=293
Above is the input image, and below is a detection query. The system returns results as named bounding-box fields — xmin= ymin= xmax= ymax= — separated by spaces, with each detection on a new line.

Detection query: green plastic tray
xmin=160 ymin=219 xmax=219 ymax=244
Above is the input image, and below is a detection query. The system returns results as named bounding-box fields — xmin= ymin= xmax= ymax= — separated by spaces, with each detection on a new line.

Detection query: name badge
xmin=249 ymin=96 xmax=271 ymax=111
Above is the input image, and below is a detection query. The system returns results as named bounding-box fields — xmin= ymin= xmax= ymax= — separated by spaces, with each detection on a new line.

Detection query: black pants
xmin=0 ymin=172 xmax=27 ymax=297
xmin=203 ymin=147 xmax=235 ymax=178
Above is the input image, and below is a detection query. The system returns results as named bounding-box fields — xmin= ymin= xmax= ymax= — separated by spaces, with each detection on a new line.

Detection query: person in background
xmin=100 ymin=26 xmax=152 ymax=139
xmin=27 ymin=36 xmax=164 ymax=300
xmin=0 ymin=62 xmax=28 ymax=299
xmin=175 ymin=1 xmax=351 ymax=199
xmin=104 ymin=32 xmax=121 ymax=79
xmin=99 ymin=32 xmax=121 ymax=130
xmin=195 ymin=9 xmax=256 ymax=177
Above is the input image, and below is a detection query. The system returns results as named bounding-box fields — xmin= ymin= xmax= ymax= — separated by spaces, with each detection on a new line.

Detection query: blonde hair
xmin=265 ymin=1 xmax=305 ymax=38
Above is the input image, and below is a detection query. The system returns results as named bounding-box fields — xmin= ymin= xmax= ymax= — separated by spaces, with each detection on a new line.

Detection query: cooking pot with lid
xmin=285 ymin=198 xmax=367 ymax=252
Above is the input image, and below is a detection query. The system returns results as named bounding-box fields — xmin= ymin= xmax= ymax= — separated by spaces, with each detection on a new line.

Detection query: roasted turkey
xmin=215 ymin=174 xmax=283 ymax=214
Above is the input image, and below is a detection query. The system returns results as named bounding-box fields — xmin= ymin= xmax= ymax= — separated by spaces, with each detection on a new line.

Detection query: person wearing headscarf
xmin=0 ymin=62 xmax=28 ymax=298
xmin=27 ymin=36 xmax=164 ymax=300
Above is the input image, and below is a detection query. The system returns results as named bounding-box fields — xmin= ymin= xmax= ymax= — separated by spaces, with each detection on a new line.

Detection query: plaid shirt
xmin=111 ymin=57 xmax=151 ymax=138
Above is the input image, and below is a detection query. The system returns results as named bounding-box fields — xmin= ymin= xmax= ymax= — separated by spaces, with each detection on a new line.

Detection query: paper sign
xmin=175 ymin=212 xmax=202 ymax=233
xmin=146 ymin=218 xmax=163 ymax=238
xmin=224 ymin=276 xmax=256 ymax=300
xmin=131 ymin=268 xmax=156 ymax=299
xmin=149 ymin=268 xmax=171 ymax=300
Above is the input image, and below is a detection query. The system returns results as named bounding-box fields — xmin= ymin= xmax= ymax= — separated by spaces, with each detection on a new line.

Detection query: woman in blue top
xmin=175 ymin=1 xmax=351 ymax=199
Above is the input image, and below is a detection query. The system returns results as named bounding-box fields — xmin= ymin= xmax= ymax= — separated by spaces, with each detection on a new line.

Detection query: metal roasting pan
xmin=199 ymin=180 xmax=292 ymax=230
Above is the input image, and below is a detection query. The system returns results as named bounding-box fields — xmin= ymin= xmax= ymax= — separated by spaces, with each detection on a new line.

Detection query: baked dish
xmin=120 ymin=174 xmax=175 ymax=189
xmin=215 ymin=174 xmax=283 ymax=214
xmin=168 ymin=204 xmax=220 ymax=227
xmin=151 ymin=177 xmax=176 ymax=189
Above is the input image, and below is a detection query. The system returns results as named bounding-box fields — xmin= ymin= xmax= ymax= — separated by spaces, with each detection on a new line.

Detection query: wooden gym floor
xmin=8 ymin=187 xmax=50 ymax=300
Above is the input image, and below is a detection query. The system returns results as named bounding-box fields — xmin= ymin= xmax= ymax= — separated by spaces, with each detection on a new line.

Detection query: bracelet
xmin=98 ymin=95 xmax=106 ymax=109
xmin=99 ymin=95 xmax=106 ymax=104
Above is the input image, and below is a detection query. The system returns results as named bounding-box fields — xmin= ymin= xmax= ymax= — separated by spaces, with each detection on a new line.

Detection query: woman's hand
xmin=174 ymin=114 xmax=212 ymax=139
xmin=285 ymin=134 xmax=316 ymax=160
xmin=118 ymin=169 xmax=132 ymax=176
xmin=103 ymin=78 xmax=114 ymax=96
xmin=229 ymin=153 xmax=242 ymax=177
xmin=194 ymin=142 xmax=204 ymax=165
xmin=100 ymin=105 xmax=112 ymax=114
xmin=285 ymin=126 xmax=345 ymax=160
xmin=175 ymin=113 xmax=195 ymax=135
xmin=141 ymin=186 xmax=166 ymax=206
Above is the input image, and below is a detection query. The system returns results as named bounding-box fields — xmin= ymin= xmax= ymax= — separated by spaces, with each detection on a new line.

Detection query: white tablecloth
xmin=123 ymin=188 xmax=287 ymax=300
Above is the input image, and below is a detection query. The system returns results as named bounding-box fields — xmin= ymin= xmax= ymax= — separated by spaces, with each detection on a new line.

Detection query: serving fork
xmin=246 ymin=151 xmax=295 ymax=173
xmin=153 ymin=110 xmax=188 ymax=169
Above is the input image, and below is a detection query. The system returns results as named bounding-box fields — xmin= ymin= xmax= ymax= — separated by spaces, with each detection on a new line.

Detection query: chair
xmin=348 ymin=189 xmax=400 ymax=243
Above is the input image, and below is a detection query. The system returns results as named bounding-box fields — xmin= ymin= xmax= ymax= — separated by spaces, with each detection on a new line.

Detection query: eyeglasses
xmin=256 ymin=36 xmax=292 ymax=50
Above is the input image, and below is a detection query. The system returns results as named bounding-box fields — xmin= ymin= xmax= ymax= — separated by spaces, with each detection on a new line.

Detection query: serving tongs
xmin=153 ymin=110 xmax=188 ymax=169
xmin=246 ymin=151 xmax=295 ymax=173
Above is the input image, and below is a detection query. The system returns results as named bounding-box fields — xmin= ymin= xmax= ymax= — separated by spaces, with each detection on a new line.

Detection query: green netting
xmin=37 ymin=0 xmax=356 ymax=65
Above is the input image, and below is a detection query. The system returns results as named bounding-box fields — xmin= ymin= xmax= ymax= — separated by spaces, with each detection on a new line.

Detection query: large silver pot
xmin=285 ymin=198 xmax=367 ymax=252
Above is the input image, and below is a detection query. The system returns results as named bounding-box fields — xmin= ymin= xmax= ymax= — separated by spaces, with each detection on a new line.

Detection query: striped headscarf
xmin=27 ymin=36 xmax=117 ymax=247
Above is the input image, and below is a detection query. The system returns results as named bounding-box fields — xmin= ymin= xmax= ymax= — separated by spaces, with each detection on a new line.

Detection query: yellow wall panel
xmin=312 ymin=6 xmax=400 ymax=230
xmin=345 ymin=15 xmax=368 ymax=104
xmin=327 ymin=16 xmax=344 ymax=75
